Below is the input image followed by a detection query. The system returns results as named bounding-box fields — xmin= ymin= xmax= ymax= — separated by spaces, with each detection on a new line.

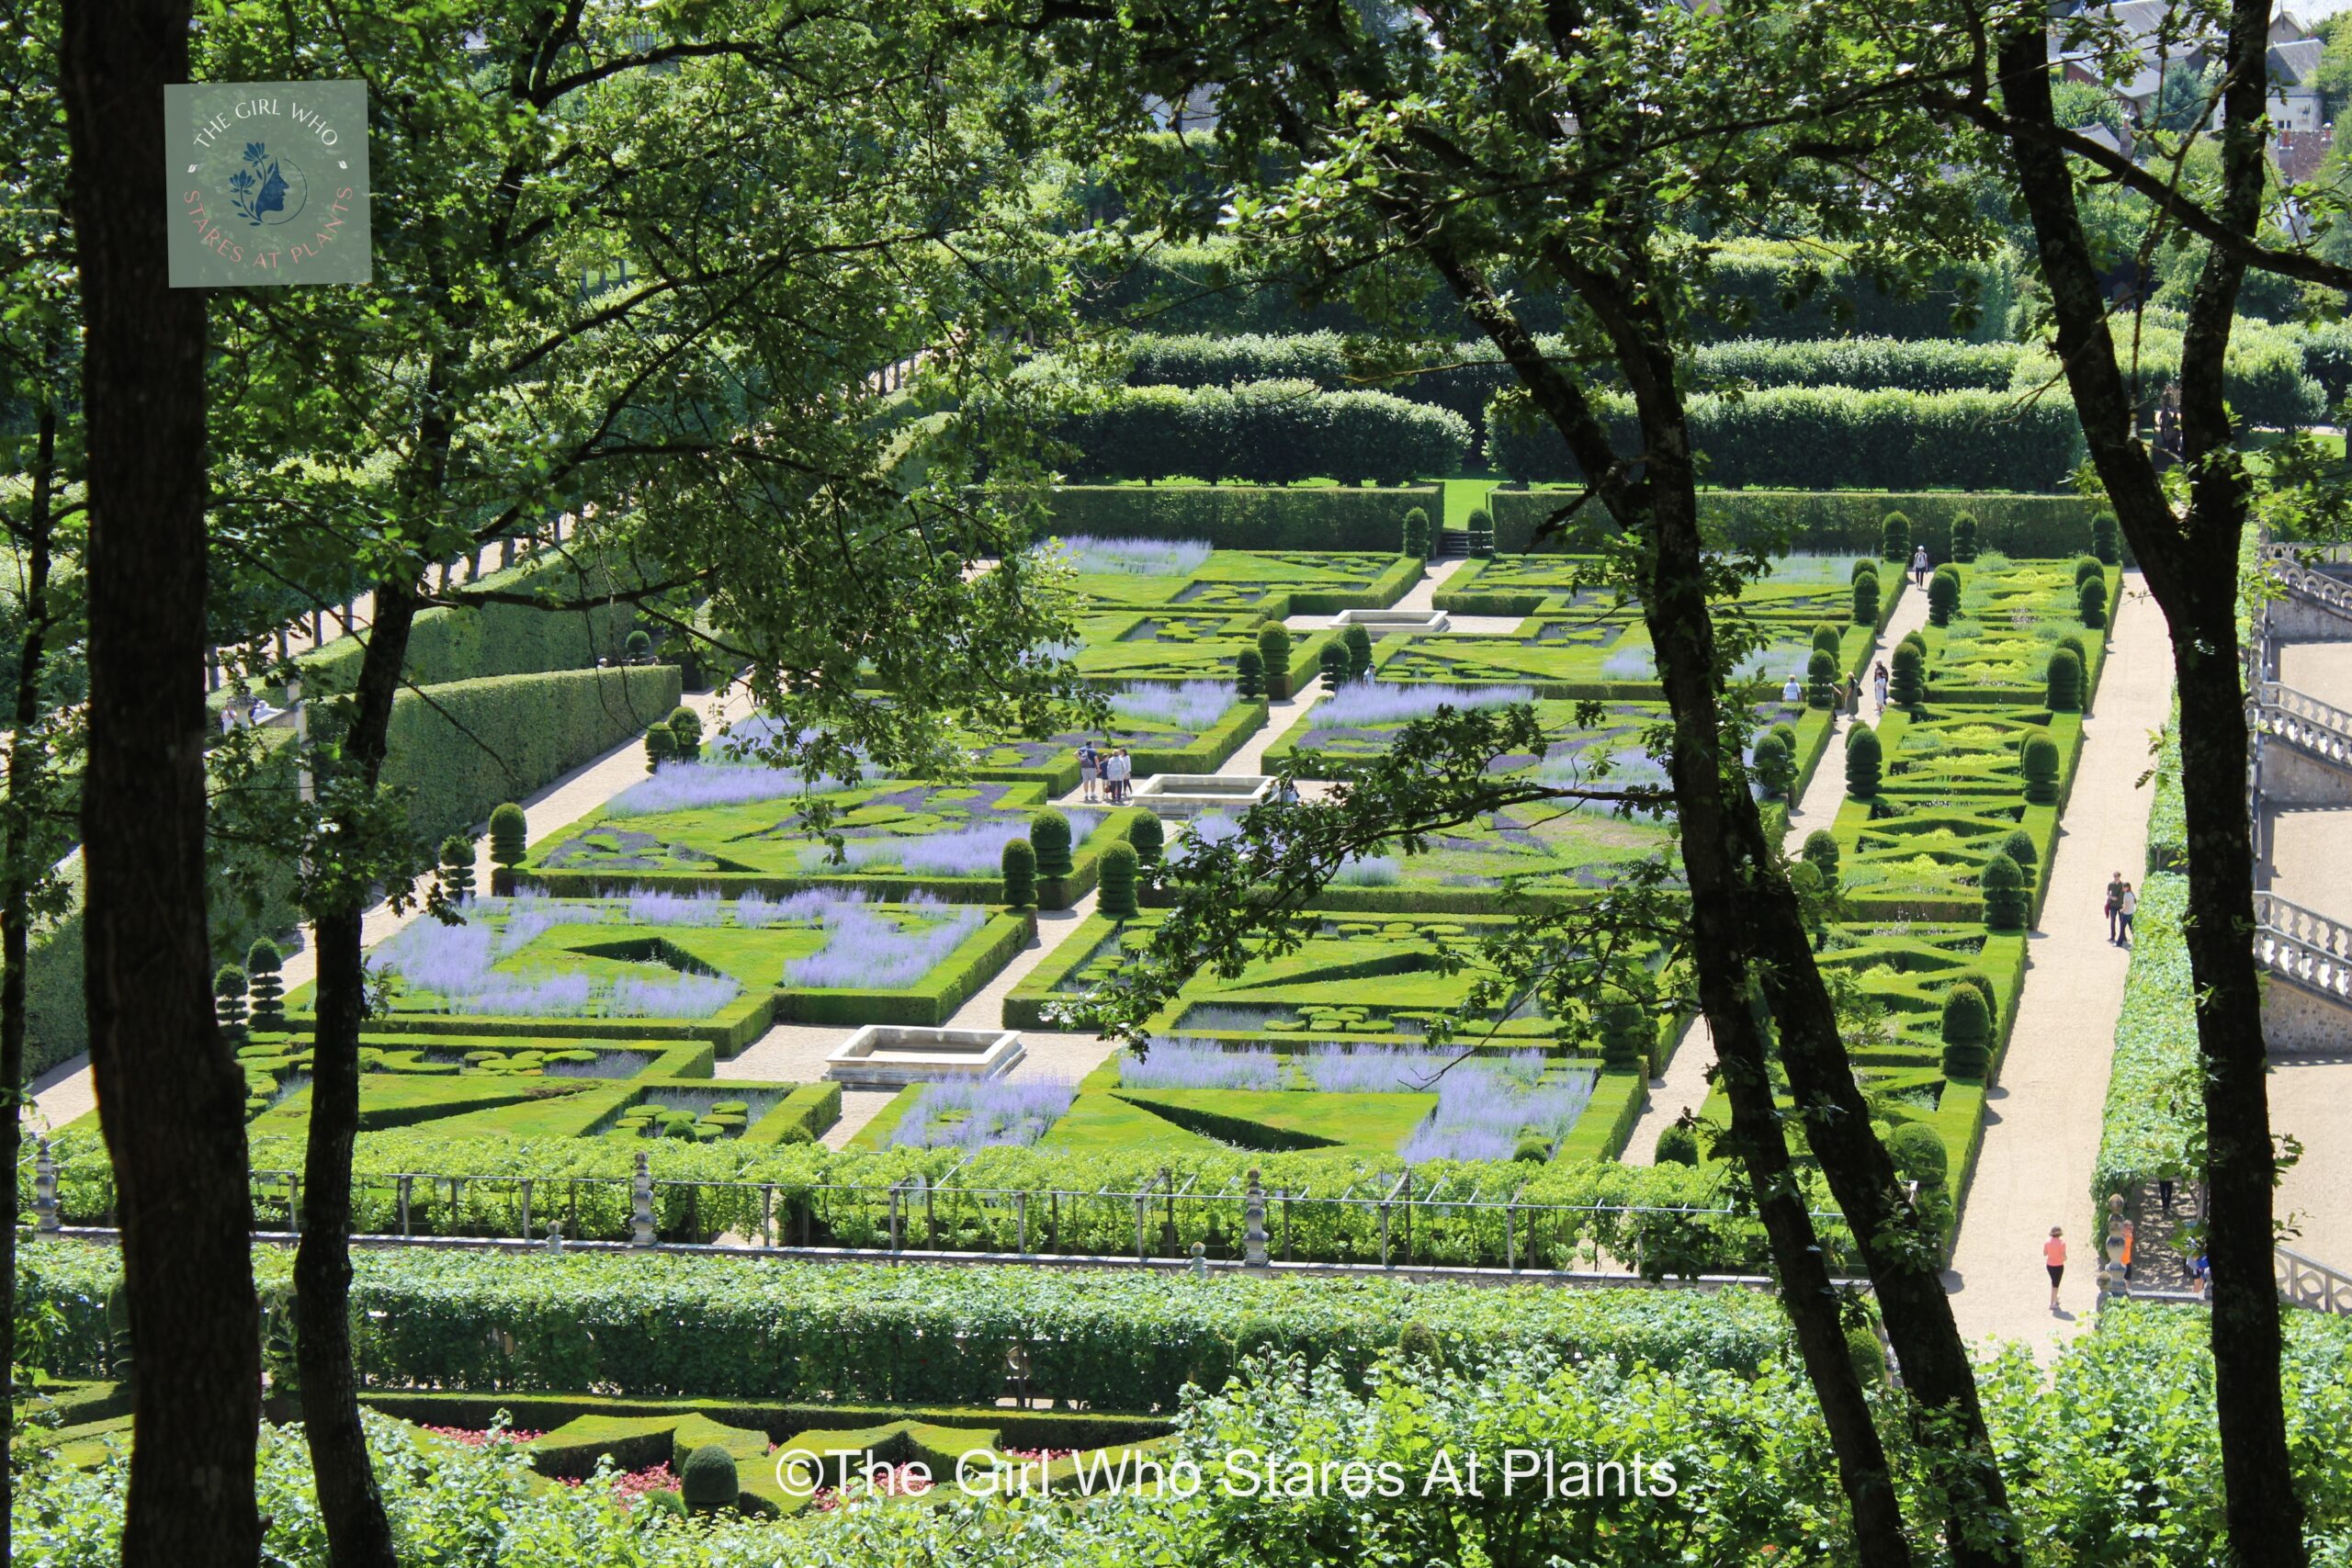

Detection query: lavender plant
xmin=1122 ymin=1037 xmax=1282 ymax=1090
xmin=1398 ymin=1063 xmax=1598 ymax=1163
xmin=888 ymin=1077 xmax=1076 ymax=1149
xmin=1316 ymin=682 xmax=1533 ymax=726
xmin=627 ymin=888 xmax=727 ymax=926
xmin=785 ymin=904 xmax=986 ymax=990
xmin=1053 ymin=535 xmax=1214 ymax=577
xmin=1108 ymin=680 xmax=1237 ymax=729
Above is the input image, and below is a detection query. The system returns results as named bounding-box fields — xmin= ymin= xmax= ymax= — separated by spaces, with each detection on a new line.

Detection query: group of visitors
xmin=2104 ymin=871 xmax=2138 ymax=945
xmin=216 ymin=694 xmax=282 ymax=734
xmin=2045 ymin=1186 xmax=2211 ymax=1314
xmin=1079 ymin=741 xmax=1134 ymax=804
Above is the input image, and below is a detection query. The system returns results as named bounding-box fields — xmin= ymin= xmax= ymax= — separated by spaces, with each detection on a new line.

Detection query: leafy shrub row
xmin=2090 ymin=874 xmax=2200 ymax=1209
xmin=1488 ymin=488 xmax=2106 ymax=559
xmin=1056 ymin=380 xmax=1472 ymax=486
xmin=17 ymin=1240 xmax=1792 ymax=1411
xmin=1486 ymin=387 xmax=2084 ymax=492
xmin=1043 ymin=485 xmax=1438 ymax=552
xmin=2008 ymin=321 xmax=2325 ymax=430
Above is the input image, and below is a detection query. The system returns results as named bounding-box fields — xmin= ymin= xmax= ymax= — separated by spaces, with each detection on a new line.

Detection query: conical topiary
xmin=1928 ymin=567 xmax=1960 ymax=626
xmin=2021 ymin=734 xmax=2060 ymax=805
xmin=1881 ymin=511 xmax=1911 ymax=564
xmin=1258 ymin=622 xmax=1293 ymax=700
xmin=1939 ymin=986 xmax=1992 ymax=1078
xmin=1236 ymin=648 xmax=1265 ymax=699
xmin=1981 ymin=853 xmax=2027 ymax=931
xmin=1890 ymin=642 xmax=1925 ymax=709
xmin=1099 ymin=841 xmax=1140 ymax=919
xmin=2046 ymin=647 xmax=2083 ymax=712
xmin=1811 ymin=622 xmax=1843 ymax=660
xmin=440 ymin=835 xmax=475 ymax=903
xmin=1802 ymin=829 xmax=1840 ymax=883
xmin=246 ymin=939 xmax=285 ymax=1033
xmin=1845 ymin=723 xmax=1882 ymax=798
xmin=1000 ymin=838 xmax=1035 ymax=908
xmin=2078 ymin=574 xmax=2108 ymax=629
xmin=1806 ymin=649 xmax=1837 ymax=709
xmin=2000 ymin=828 xmax=2037 ymax=886
xmin=1852 ymin=570 xmax=1879 ymax=626
xmin=214 ymin=964 xmax=249 ymax=1047
xmin=1030 ymin=809 xmax=1074 ymax=879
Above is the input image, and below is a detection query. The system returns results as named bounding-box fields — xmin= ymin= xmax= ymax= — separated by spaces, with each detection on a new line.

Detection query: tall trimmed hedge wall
xmin=17 ymin=1241 xmax=1792 ymax=1412
xmin=1044 ymin=485 xmax=1438 ymax=551
xmin=383 ymin=664 xmax=682 ymax=848
xmin=2007 ymin=324 xmax=2324 ymax=429
xmin=1487 ymin=489 xmax=2104 ymax=559
xmin=294 ymin=548 xmax=639 ymax=697
xmin=1486 ymin=388 xmax=2083 ymax=492
xmin=1055 ymin=380 xmax=1470 ymax=485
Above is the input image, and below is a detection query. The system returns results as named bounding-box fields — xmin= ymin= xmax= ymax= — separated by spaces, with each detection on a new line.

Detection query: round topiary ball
xmin=1851 ymin=571 xmax=1880 ymax=626
xmin=1511 ymin=1132 xmax=1552 ymax=1162
xmin=1654 ymin=1122 xmax=1700 ymax=1167
xmin=1848 ymin=1322 xmax=1888 ymax=1387
xmin=490 ymin=802 xmax=528 ymax=869
xmin=1999 ymin=828 xmax=2037 ymax=884
xmin=679 ymin=1444 xmax=739 ymax=1514
xmin=1812 ymin=622 xmax=1843 ymax=660
xmin=1885 ymin=1120 xmax=1950 ymax=1189
xmin=1948 ymin=967 xmax=1998 ymax=1024
xmin=1845 ymin=723 xmax=1883 ymax=799
xmin=2075 ymin=554 xmax=2105 ymax=589
xmin=1752 ymin=731 xmax=1793 ymax=798
xmin=1850 ymin=558 xmax=1880 ymax=584
xmin=1099 ymin=841 xmax=1140 ymax=919
xmin=1397 ymin=1319 xmax=1444 ymax=1367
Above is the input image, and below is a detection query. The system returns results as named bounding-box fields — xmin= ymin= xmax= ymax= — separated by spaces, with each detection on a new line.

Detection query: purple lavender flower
xmin=888 ymin=1077 xmax=1075 ymax=1149
xmin=785 ymin=905 xmax=985 ymax=990
xmin=1122 ymin=1037 xmax=1281 ymax=1090
xmin=1109 ymin=681 xmax=1237 ymax=729
xmin=1051 ymin=536 xmax=1214 ymax=577
xmin=1316 ymin=683 xmax=1534 ymax=727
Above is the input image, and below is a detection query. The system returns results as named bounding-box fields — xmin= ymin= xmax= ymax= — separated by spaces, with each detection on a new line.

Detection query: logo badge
xmin=166 ymin=81 xmax=370 ymax=287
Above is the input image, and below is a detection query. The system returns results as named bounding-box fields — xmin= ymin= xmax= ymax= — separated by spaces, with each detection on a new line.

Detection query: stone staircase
xmin=2253 ymin=891 xmax=2352 ymax=1052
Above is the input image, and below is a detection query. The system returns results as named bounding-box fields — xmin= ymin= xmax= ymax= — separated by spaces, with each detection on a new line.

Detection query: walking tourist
xmin=2117 ymin=880 xmax=2138 ymax=945
xmin=2159 ymin=1176 xmax=2175 ymax=1214
xmin=2045 ymin=1225 xmax=2067 ymax=1313
xmin=1781 ymin=671 xmax=1804 ymax=705
xmin=2106 ymin=871 xmax=2125 ymax=942
xmin=1079 ymin=741 xmax=1100 ymax=804
xmin=1911 ymin=544 xmax=1929 ymax=586
xmin=1871 ymin=660 xmax=1889 ymax=712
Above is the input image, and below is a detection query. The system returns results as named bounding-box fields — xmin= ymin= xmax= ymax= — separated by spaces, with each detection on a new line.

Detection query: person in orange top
xmin=2044 ymin=1226 xmax=2067 ymax=1312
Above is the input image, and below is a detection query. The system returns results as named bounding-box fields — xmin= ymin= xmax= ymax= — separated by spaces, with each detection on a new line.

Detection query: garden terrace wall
xmin=1044 ymin=485 xmax=1438 ymax=552
xmin=17 ymin=1241 xmax=1794 ymax=1412
xmin=1487 ymin=489 xmax=2107 ymax=559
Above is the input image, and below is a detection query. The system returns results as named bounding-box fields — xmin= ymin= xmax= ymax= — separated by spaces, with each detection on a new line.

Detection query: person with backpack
xmin=1079 ymin=740 xmax=1101 ymax=804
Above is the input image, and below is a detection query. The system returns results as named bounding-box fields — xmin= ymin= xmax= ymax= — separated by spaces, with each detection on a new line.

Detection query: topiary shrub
xmin=245 ymin=939 xmax=285 ymax=1033
xmin=1098 ymin=842 xmax=1140 ymax=919
xmin=1805 ymin=649 xmax=1837 ymax=709
xmin=1236 ymin=648 xmax=1265 ymax=699
xmin=1001 ymin=838 xmax=1036 ymax=908
xmin=1999 ymin=828 xmax=2037 ymax=886
xmin=2056 ymin=631 xmax=2087 ymax=666
xmin=636 ymin=1488 xmax=687 ymax=1521
xmin=1655 ymin=1122 xmax=1700 ymax=1167
xmin=1397 ymin=1319 xmax=1444 ymax=1367
xmin=1851 ymin=570 xmax=1880 ymax=626
xmin=1881 ymin=510 xmax=1911 ymax=563
xmin=1343 ymin=625 xmax=1374 ymax=682
xmin=624 ymin=628 xmax=653 ymax=661
xmin=1598 ymin=1000 xmax=1650 ymax=1073
xmin=1845 ymin=723 xmax=1882 ymax=798
xmin=1981 ymin=852 xmax=2027 ymax=931
xmin=440 ymin=835 xmax=476 ymax=903
xmin=2074 ymin=555 xmax=2103 ymax=590
xmin=1847 ymin=1322 xmax=1887 ymax=1388
xmin=2021 ymin=734 xmax=2060 ymax=805
xmin=1928 ymin=568 xmax=1960 ymax=626
xmin=1886 ymin=1121 xmax=1950 ymax=1189
xmin=1128 ymin=813 xmax=1164 ymax=866
xmin=1466 ymin=505 xmax=1495 ymax=557
xmin=680 ymin=1444 xmax=739 ymax=1514
xmin=1402 ymin=506 xmax=1430 ymax=558
xmin=1801 ymin=829 xmax=1840 ymax=882
xmin=1890 ymin=642 xmax=1925 ymax=709
xmin=1752 ymin=731 xmax=1794 ymax=798
xmin=2092 ymin=510 xmax=2120 ymax=565
xmin=1319 ymin=641 xmax=1351 ymax=687
xmin=667 ymin=705 xmax=703 ymax=752
xmin=1948 ymin=967 xmax=1998 ymax=1025
xmin=1029 ymin=810 xmax=1074 ymax=879
xmin=2046 ymin=647 xmax=2083 ymax=712
xmin=1512 ymin=1132 xmax=1553 ymax=1162
xmin=489 ymin=802 xmax=527 ymax=894
xmin=2078 ymin=573 xmax=2108 ymax=629
xmin=1770 ymin=720 xmax=1798 ymax=757
xmin=1939 ymin=986 xmax=1992 ymax=1078
xmin=644 ymin=724 xmax=677 ymax=773
xmin=1258 ymin=622 xmax=1294 ymax=700
xmin=1951 ymin=511 xmax=1979 ymax=563
xmin=1811 ymin=622 xmax=1843 ymax=660
xmin=1850 ymin=558 xmax=1880 ymax=584
xmin=214 ymin=964 xmax=249 ymax=1047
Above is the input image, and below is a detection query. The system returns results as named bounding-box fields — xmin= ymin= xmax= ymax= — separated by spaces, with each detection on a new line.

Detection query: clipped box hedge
xmin=1044 ymin=485 xmax=1435 ymax=552
xmin=1487 ymin=489 xmax=2105 ymax=561
xmin=1056 ymin=381 xmax=1471 ymax=487
xmin=1487 ymin=387 xmax=2084 ymax=493
xmin=18 ymin=1241 xmax=1794 ymax=1412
